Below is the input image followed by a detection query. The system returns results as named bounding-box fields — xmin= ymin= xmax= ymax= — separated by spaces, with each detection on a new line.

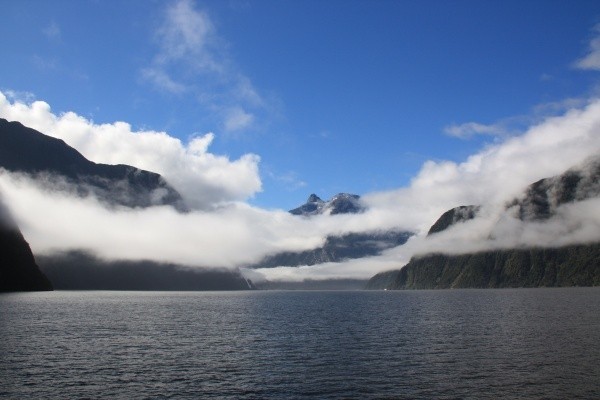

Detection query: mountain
xmin=365 ymin=244 xmax=600 ymax=290
xmin=290 ymin=193 xmax=364 ymax=216
xmin=251 ymin=193 xmax=411 ymax=269
xmin=254 ymin=230 xmax=412 ymax=269
xmin=250 ymin=193 xmax=413 ymax=289
xmin=511 ymin=157 xmax=600 ymax=221
xmin=0 ymin=199 xmax=53 ymax=292
xmin=366 ymin=158 xmax=600 ymax=290
xmin=37 ymin=251 xmax=253 ymax=291
xmin=0 ymin=118 xmax=187 ymax=211
xmin=427 ymin=205 xmax=480 ymax=235
xmin=0 ymin=119 xmax=257 ymax=291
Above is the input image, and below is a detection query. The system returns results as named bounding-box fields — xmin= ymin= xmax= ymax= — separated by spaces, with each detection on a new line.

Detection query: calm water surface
xmin=1 ymin=288 xmax=599 ymax=399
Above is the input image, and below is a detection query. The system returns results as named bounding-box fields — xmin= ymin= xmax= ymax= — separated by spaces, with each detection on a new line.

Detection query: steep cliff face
xmin=366 ymin=157 xmax=600 ymax=290
xmin=0 ymin=201 xmax=53 ymax=292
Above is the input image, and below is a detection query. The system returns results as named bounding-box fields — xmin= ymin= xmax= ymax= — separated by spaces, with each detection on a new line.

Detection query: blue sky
xmin=2 ymin=0 xmax=600 ymax=210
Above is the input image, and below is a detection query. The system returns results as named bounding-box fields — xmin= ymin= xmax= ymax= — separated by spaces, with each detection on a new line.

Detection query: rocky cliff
xmin=0 ymin=200 xmax=53 ymax=292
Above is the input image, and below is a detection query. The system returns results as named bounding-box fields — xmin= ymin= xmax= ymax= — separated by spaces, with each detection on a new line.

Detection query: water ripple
xmin=0 ymin=289 xmax=599 ymax=399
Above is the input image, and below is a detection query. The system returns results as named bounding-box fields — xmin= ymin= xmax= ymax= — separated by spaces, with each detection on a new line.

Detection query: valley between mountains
xmin=0 ymin=118 xmax=598 ymax=291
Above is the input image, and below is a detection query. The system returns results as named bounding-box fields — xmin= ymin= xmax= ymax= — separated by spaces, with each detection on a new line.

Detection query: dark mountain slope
xmin=0 ymin=118 xmax=186 ymax=210
xmin=37 ymin=251 xmax=253 ymax=291
xmin=0 ymin=200 xmax=52 ymax=292
xmin=427 ymin=205 xmax=480 ymax=235
xmin=365 ymin=245 xmax=600 ymax=289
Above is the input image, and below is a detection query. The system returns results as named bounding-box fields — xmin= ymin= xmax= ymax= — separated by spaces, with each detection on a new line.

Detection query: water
xmin=1 ymin=289 xmax=599 ymax=399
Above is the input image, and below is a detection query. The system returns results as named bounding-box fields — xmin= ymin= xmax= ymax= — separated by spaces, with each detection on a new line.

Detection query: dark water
xmin=1 ymin=289 xmax=599 ymax=399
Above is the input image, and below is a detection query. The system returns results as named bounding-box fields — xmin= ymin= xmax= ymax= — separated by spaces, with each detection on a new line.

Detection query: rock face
xmin=427 ymin=205 xmax=480 ymax=235
xmin=0 ymin=118 xmax=187 ymax=211
xmin=366 ymin=158 xmax=600 ymax=290
xmin=37 ymin=251 xmax=253 ymax=291
xmin=0 ymin=200 xmax=53 ymax=292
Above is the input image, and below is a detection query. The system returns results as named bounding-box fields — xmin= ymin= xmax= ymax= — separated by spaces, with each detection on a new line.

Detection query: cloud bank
xmin=1 ymin=90 xmax=600 ymax=282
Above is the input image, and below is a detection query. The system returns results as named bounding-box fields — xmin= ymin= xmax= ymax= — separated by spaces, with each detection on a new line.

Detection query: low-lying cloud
xmin=0 ymin=170 xmax=321 ymax=268
xmin=1 ymin=90 xmax=600 ymax=282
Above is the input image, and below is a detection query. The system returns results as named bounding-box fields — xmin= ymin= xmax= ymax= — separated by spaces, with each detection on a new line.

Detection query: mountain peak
xmin=307 ymin=194 xmax=324 ymax=203
xmin=290 ymin=192 xmax=365 ymax=216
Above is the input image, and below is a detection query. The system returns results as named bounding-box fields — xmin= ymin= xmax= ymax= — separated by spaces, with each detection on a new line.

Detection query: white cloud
xmin=574 ymin=23 xmax=600 ymax=70
xmin=157 ymin=0 xmax=217 ymax=67
xmin=142 ymin=0 xmax=267 ymax=131
xmin=363 ymin=99 xmax=600 ymax=235
xmin=444 ymin=121 xmax=508 ymax=139
xmin=0 ymin=170 xmax=326 ymax=268
xmin=224 ymin=106 xmax=255 ymax=132
xmin=140 ymin=67 xmax=186 ymax=94
xmin=0 ymin=91 xmax=261 ymax=209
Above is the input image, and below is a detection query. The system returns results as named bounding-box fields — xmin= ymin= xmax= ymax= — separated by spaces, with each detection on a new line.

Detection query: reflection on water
xmin=0 ymin=288 xmax=599 ymax=399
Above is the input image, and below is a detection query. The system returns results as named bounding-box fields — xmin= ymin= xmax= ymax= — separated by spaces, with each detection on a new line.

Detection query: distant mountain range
xmin=249 ymin=193 xmax=412 ymax=272
xmin=0 ymin=118 xmax=187 ymax=211
xmin=253 ymin=230 xmax=412 ymax=269
xmin=366 ymin=158 xmax=600 ymax=289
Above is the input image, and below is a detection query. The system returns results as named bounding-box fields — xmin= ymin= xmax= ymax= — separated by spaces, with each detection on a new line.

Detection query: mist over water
xmin=1 ymin=289 xmax=599 ymax=399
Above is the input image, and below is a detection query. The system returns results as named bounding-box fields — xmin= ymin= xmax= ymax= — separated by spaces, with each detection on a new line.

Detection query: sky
xmin=2 ymin=0 xmax=600 ymax=209
xmin=1 ymin=0 xmax=600 ymax=282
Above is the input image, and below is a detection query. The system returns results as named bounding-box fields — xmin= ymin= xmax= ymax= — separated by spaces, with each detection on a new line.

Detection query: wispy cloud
xmin=444 ymin=121 xmax=508 ymax=139
xmin=142 ymin=0 xmax=265 ymax=133
xmin=223 ymin=106 xmax=255 ymax=132
xmin=574 ymin=23 xmax=600 ymax=71
xmin=140 ymin=68 xmax=186 ymax=94
xmin=42 ymin=21 xmax=61 ymax=41
xmin=444 ymin=97 xmax=590 ymax=141
xmin=268 ymin=170 xmax=307 ymax=192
